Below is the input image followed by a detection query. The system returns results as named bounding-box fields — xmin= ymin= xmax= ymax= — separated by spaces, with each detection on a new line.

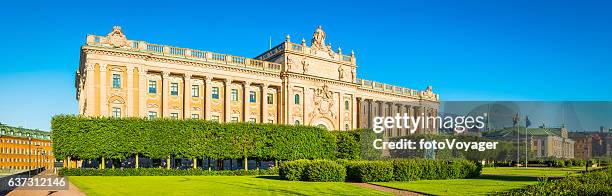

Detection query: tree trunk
xmin=135 ymin=154 xmax=139 ymax=169
xmin=166 ymin=157 xmax=171 ymax=169
xmin=193 ymin=158 xmax=197 ymax=169
xmin=244 ymin=157 xmax=248 ymax=171
xmin=101 ymin=157 xmax=106 ymax=170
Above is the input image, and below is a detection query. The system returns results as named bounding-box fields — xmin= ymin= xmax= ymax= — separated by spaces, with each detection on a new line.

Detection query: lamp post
xmin=28 ymin=137 xmax=32 ymax=177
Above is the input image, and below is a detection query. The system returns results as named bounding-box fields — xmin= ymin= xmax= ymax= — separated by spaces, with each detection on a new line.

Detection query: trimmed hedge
xmin=280 ymin=159 xmax=480 ymax=182
xmin=58 ymin=168 xmax=278 ymax=176
xmin=304 ymin=160 xmax=346 ymax=182
xmin=499 ymin=167 xmax=612 ymax=195
xmin=279 ymin=159 xmax=345 ymax=182
xmin=346 ymin=161 xmax=394 ymax=182
xmin=52 ymin=115 xmax=337 ymax=161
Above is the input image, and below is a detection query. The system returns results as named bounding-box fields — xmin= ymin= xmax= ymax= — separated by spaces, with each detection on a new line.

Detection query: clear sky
xmin=0 ymin=0 xmax=611 ymax=131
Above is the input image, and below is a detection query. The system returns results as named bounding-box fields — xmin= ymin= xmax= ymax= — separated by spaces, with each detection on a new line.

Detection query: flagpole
xmin=516 ymin=113 xmax=520 ymax=166
xmin=525 ymin=116 xmax=528 ymax=168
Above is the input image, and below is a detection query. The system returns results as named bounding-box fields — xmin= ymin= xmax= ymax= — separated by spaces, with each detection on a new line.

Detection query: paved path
xmin=352 ymin=182 xmax=425 ymax=196
xmin=7 ymin=171 xmax=85 ymax=196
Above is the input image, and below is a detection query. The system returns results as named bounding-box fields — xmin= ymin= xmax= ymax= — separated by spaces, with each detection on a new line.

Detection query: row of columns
xmin=357 ymin=98 xmax=438 ymax=137
xmin=85 ymin=64 xmax=277 ymax=123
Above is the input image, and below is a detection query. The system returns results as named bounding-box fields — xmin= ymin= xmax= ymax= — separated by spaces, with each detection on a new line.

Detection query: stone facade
xmin=75 ymin=26 xmax=439 ymax=135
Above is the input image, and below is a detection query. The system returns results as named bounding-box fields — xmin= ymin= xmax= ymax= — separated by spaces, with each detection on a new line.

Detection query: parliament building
xmin=75 ymin=26 xmax=440 ymax=136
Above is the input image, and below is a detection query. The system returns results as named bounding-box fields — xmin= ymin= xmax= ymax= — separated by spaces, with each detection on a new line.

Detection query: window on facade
xmin=231 ymin=89 xmax=238 ymax=101
xmin=345 ymin=100 xmax=350 ymax=110
xmin=191 ymin=114 xmax=199 ymax=119
xmin=148 ymin=80 xmax=157 ymax=94
xmin=212 ymin=87 xmax=219 ymax=99
xmin=231 ymin=117 xmax=239 ymax=122
xmin=294 ymin=94 xmax=300 ymax=104
xmin=148 ymin=111 xmax=157 ymax=119
xmin=295 ymin=120 xmax=300 ymax=125
xmin=211 ymin=115 xmax=220 ymax=122
xmin=192 ymin=85 xmax=199 ymax=97
xmin=171 ymin=113 xmax=179 ymax=119
xmin=112 ymin=107 xmax=121 ymax=118
xmin=170 ymin=83 xmax=179 ymax=96
xmin=249 ymin=91 xmax=256 ymax=103
xmin=249 ymin=118 xmax=256 ymax=123
xmin=112 ymin=74 xmax=121 ymax=89
xmin=267 ymin=93 xmax=273 ymax=104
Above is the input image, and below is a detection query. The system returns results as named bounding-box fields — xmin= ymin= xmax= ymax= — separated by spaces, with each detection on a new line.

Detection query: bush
xmin=346 ymin=161 xmax=393 ymax=182
xmin=499 ymin=167 xmax=612 ymax=195
xmin=303 ymin=160 xmax=346 ymax=182
xmin=393 ymin=159 xmax=480 ymax=181
xmin=278 ymin=159 xmax=309 ymax=181
xmin=58 ymin=168 xmax=278 ymax=176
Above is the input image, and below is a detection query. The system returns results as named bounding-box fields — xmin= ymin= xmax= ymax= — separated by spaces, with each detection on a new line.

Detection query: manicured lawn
xmin=373 ymin=176 xmax=539 ymax=196
xmin=69 ymin=175 xmax=390 ymax=195
xmin=482 ymin=166 xmax=587 ymax=177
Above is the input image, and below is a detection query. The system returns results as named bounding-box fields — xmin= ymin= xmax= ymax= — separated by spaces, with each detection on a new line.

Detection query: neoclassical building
xmin=75 ymin=26 xmax=440 ymax=136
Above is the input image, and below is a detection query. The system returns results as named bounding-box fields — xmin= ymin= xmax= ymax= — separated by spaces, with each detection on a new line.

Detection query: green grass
xmin=69 ymin=175 xmax=390 ymax=195
xmin=374 ymin=176 xmax=539 ymax=196
xmin=482 ymin=166 xmax=587 ymax=177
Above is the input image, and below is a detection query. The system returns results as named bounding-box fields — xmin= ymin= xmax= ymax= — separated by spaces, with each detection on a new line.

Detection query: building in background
xmin=484 ymin=126 xmax=575 ymax=159
xmin=0 ymin=124 xmax=54 ymax=171
xmin=75 ymin=26 xmax=440 ymax=136
xmin=569 ymin=132 xmax=592 ymax=160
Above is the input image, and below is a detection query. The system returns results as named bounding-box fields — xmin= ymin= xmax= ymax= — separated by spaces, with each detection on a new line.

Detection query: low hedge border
xmin=279 ymin=159 xmax=481 ymax=182
xmin=59 ymin=168 xmax=278 ymax=176
xmin=498 ymin=167 xmax=612 ymax=195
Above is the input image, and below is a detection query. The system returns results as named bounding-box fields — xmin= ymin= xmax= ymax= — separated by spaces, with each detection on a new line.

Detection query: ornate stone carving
xmin=301 ymin=59 xmax=309 ymax=73
xmin=338 ymin=66 xmax=344 ymax=79
xmin=310 ymin=84 xmax=336 ymax=119
xmin=106 ymin=26 xmax=129 ymax=48
xmin=311 ymin=26 xmax=326 ymax=51
xmin=286 ymin=55 xmax=293 ymax=70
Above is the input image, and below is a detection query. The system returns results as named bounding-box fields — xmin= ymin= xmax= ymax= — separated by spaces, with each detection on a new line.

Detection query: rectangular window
xmin=192 ymin=85 xmax=199 ymax=97
xmin=171 ymin=113 xmax=179 ymax=119
xmin=231 ymin=117 xmax=239 ymax=122
xmin=231 ymin=89 xmax=238 ymax=101
xmin=212 ymin=87 xmax=219 ymax=99
xmin=148 ymin=80 xmax=157 ymax=94
xmin=112 ymin=107 xmax=121 ymax=118
xmin=267 ymin=93 xmax=273 ymax=104
xmin=112 ymin=74 xmax=121 ymax=89
xmin=191 ymin=114 xmax=199 ymax=119
xmin=148 ymin=111 xmax=157 ymax=119
xmin=249 ymin=118 xmax=256 ymax=123
xmin=211 ymin=115 xmax=219 ymax=122
xmin=170 ymin=83 xmax=179 ymax=96
xmin=249 ymin=91 xmax=256 ymax=103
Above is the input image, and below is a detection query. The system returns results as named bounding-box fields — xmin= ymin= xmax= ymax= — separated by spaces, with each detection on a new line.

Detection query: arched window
xmin=294 ymin=94 xmax=300 ymax=104
xmin=344 ymin=100 xmax=350 ymax=110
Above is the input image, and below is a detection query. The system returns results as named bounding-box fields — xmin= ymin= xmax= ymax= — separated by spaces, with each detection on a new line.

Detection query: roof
xmin=483 ymin=127 xmax=564 ymax=140
xmin=0 ymin=124 xmax=51 ymax=141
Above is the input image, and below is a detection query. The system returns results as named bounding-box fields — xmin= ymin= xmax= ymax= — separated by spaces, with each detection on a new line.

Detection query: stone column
xmin=126 ymin=66 xmax=134 ymax=117
xmin=138 ymin=67 xmax=148 ymax=118
xmin=162 ymin=71 xmax=170 ymax=118
xmin=243 ymin=81 xmax=250 ymax=122
xmin=352 ymin=96 xmax=358 ymax=130
xmin=224 ymin=78 xmax=232 ymax=122
xmin=204 ymin=76 xmax=212 ymax=120
xmin=99 ymin=64 xmax=107 ymax=116
xmin=85 ymin=64 xmax=95 ymax=116
xmin=261 ymin=84 xmax=269 ymax=123
xmin=184 ymin=73 xmax=192 ymax=119
xmin=368 ymin=99 xmax=376 ymax=128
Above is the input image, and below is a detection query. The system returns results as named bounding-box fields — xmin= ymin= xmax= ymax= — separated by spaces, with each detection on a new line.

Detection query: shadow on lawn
xmin=477 ymin=175 xmax=544 ymax=181
xmin=254 ymin=175 xmax=281 ymax=180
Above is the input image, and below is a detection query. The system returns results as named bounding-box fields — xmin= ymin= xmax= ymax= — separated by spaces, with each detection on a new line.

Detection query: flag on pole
xmin=525 ymin=116 xmax=531 ymax=128
xmin=512 ymin=113 xmax=519 ymax=127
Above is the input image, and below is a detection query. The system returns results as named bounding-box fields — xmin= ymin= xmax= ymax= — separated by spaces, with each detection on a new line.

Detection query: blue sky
xmin=1 ymin=0 xmax=611 ymax=131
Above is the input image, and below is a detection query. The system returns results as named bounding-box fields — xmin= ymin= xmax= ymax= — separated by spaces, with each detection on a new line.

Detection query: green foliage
xmin=58 ymin=168 xmax=278 ymax=176
xmin=51 ymin=115 xmax=336 ymax=161
xmin=279 ymin=159 xmax=346 ymax=182
xmin=331 ymin=131 xmax=360 ymax=160
xmin=303 ymin=160 xmax=346 ymax=182
xmin=346 ymin=160 xmax=394 ymax=182
xmin=392 ymin=159 xmax=481 ymax=181
xmin=278 ymin=159 xmax=310 ymax=181
xmin=498 ymin=167 xmax=612 ymax=195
